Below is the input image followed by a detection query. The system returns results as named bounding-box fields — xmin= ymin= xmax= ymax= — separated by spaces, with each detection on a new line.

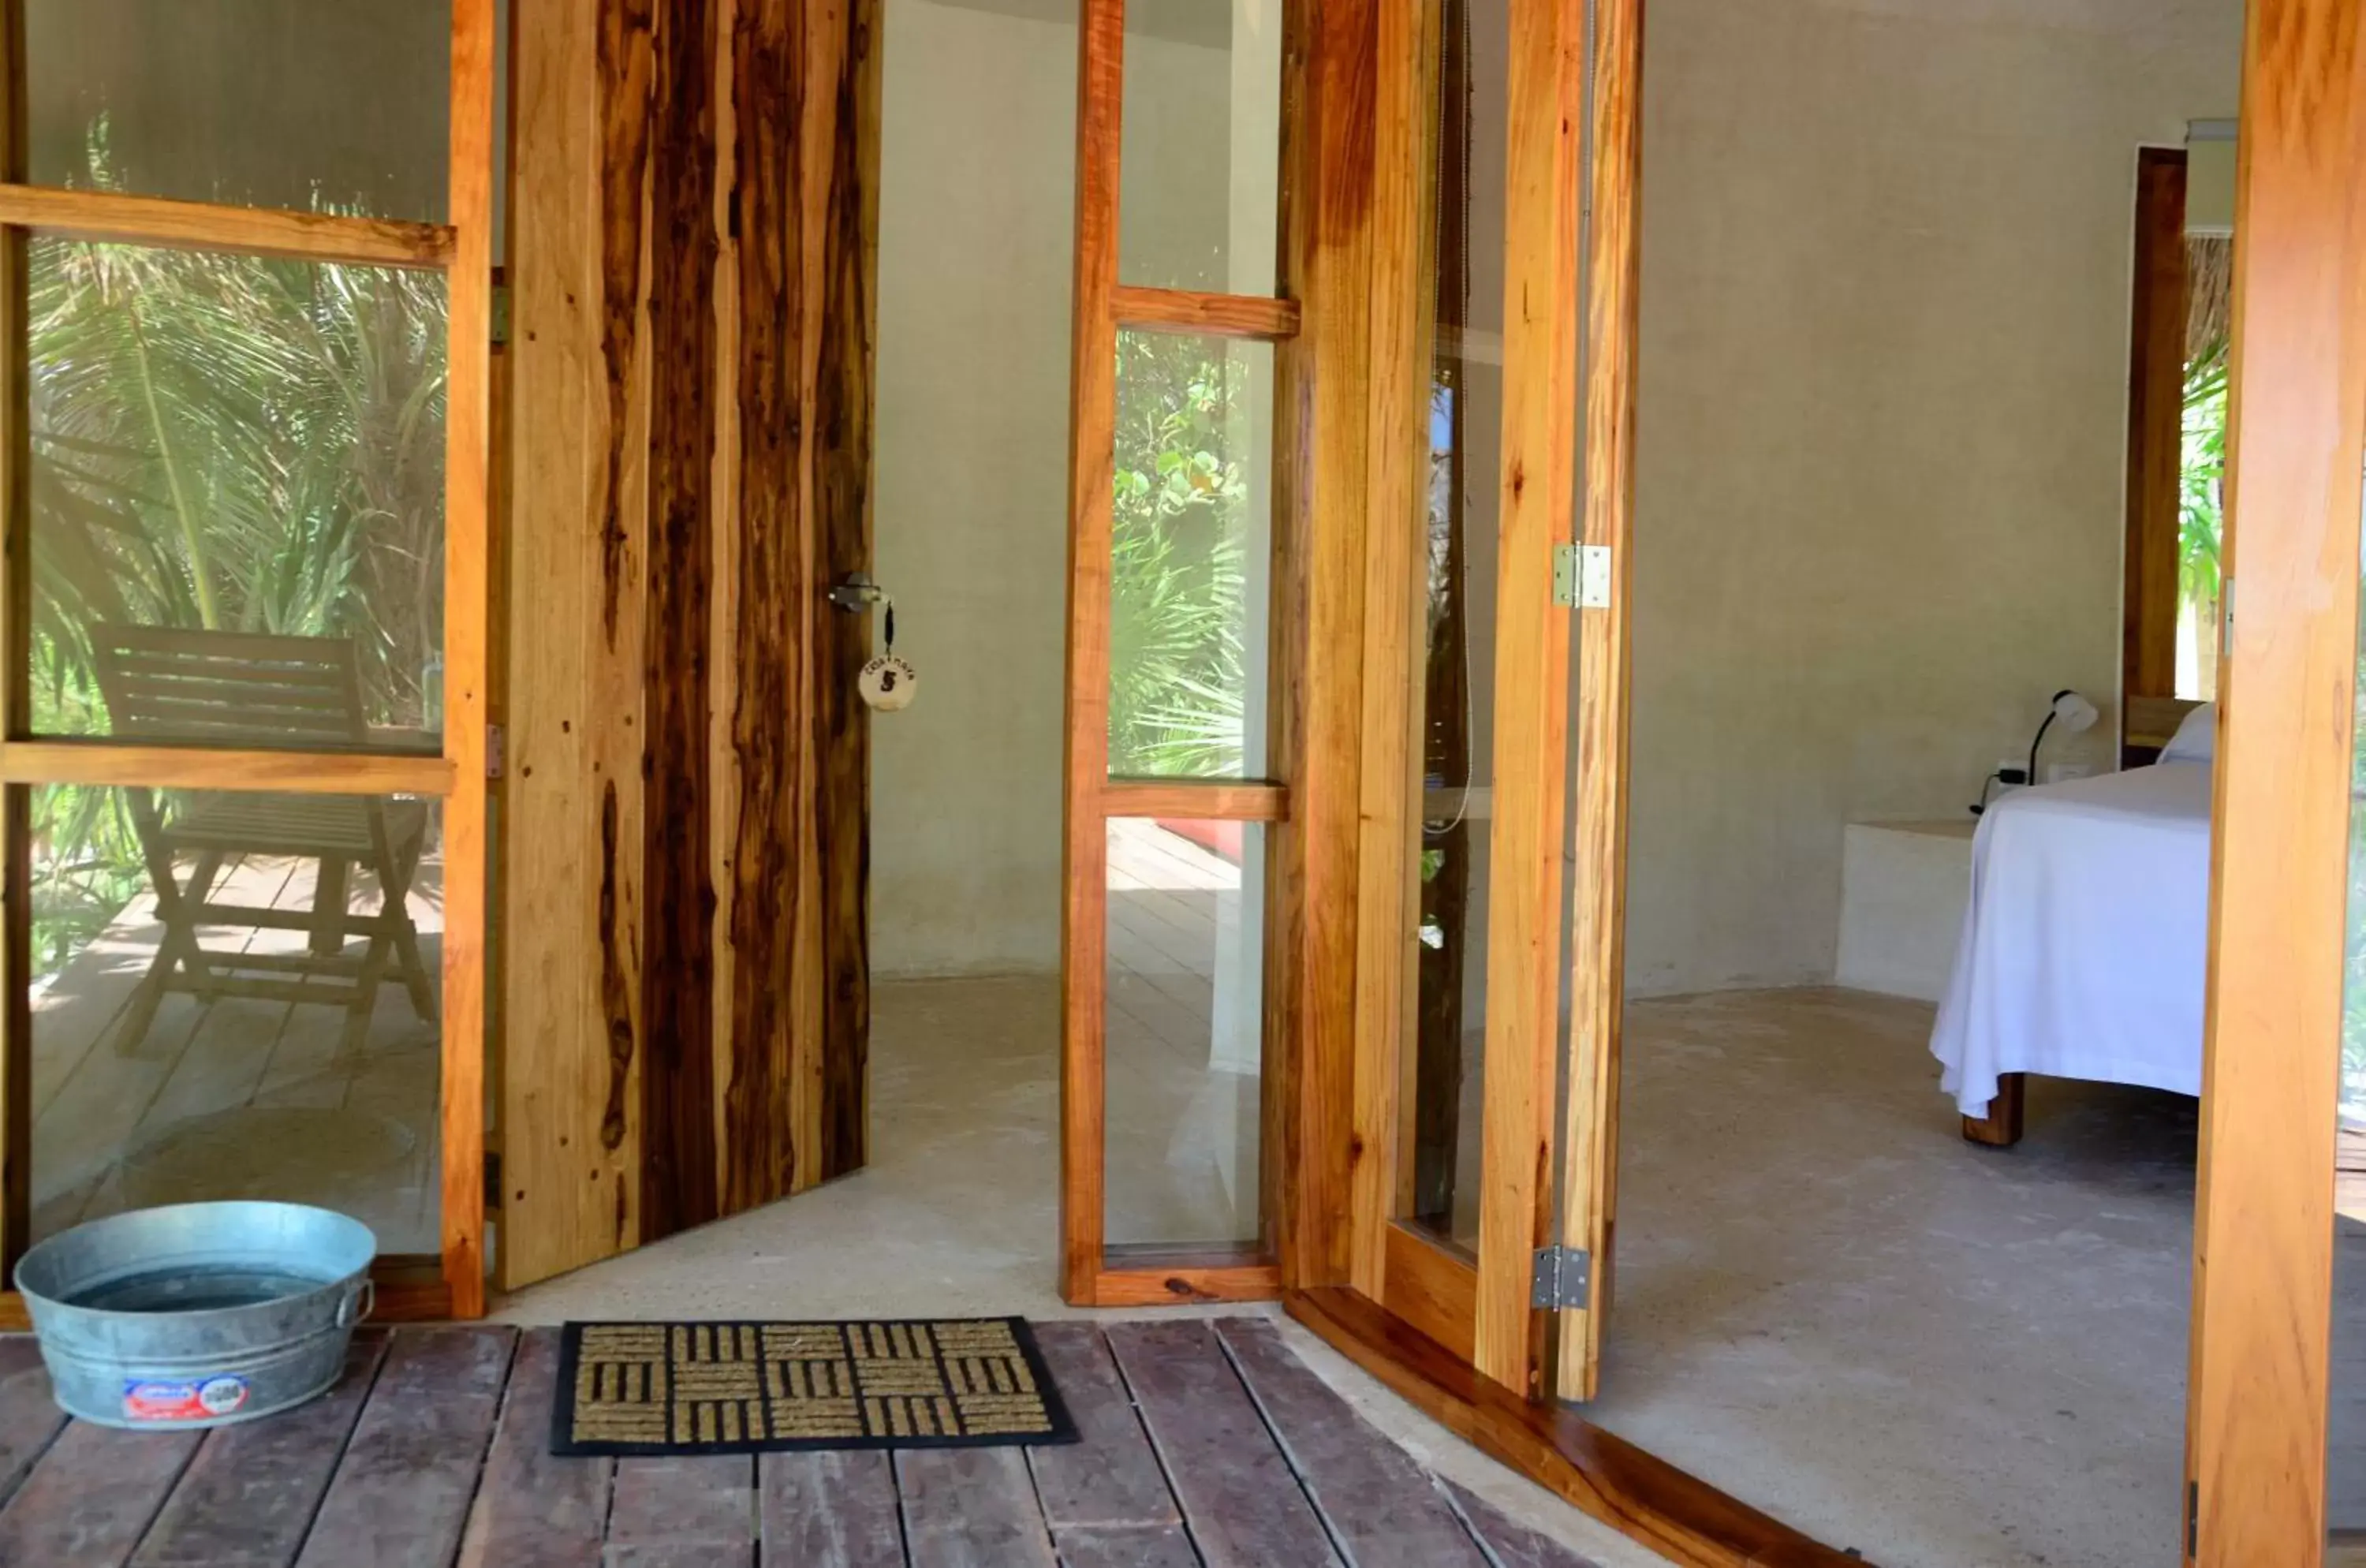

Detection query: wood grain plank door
xmin=498 ymin=0 xmax=879 ymax=1290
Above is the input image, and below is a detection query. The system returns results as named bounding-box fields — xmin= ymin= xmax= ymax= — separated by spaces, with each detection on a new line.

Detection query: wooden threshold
xmin=1092 ymin=1249 xmax=1282 ymax=1306
xmin=0 ymin=742 xmax=455 ymax=797
xmin=1287 ymin=1286 xmax=1864 ymax=1568
xmin=1112 ymin=286 xmax=1301 ymax=340
xmin=0 ymin=185 xmax=454 ymax=270
xmin=1103 ymin=778 xmax=1289 ymax=821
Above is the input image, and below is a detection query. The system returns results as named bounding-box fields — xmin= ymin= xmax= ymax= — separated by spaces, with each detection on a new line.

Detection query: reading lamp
xmin=1972 ymin=689 xmax=2100 ymax=815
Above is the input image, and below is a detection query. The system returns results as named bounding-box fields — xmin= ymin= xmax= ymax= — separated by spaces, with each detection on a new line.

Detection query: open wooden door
xmin=496 ymin=0 xmax=881 ymax=1290
xmin=1282 ymin=0 xmax=1630 ymax=1403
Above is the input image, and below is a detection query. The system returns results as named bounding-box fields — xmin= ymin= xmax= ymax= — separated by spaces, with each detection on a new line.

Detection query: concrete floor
xmin=491 ymin=979 xmax=2273 ymax=1568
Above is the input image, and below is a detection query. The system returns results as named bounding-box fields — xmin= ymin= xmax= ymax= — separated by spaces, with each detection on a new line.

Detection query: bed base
xmin=1961 ymin=1072 xmax=2027 ymax=1148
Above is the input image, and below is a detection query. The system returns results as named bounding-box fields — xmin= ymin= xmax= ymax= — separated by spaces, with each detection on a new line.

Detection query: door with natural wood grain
xmin=498 ymin=0 xmax=879 ymax=1290
xmin=0 ymin=0 xmax=497 ymax=1320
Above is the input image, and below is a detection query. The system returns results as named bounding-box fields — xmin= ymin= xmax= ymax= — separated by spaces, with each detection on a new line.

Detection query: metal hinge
xmin=484 ymin=1151 xmax=503 ymax=1212
xmin=2184 ymin=1480 xmax=2198 ymax=1559
xmin=1531 ymin=1244 xmax=1592 ymax=1309
xmin=1551 ymin=544 xmax=1613 ymax=609
xmin=491 ymin=281 xmax=511 ymax=349
xmin=487 ymin=722 xmax=506 ymax=780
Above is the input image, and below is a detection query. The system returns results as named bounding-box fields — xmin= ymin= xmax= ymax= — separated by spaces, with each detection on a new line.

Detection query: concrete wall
xmin=1622 ymin=0 xmax=2244 ymax=995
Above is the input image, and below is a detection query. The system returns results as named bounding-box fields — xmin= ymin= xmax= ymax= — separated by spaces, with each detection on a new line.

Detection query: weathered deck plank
xmin=894 ymin=1447 xmax=1058 ymax=1568
xmin=1217 ymin=1317 xmax=1491 ymax=1568
xmin=456 ymin=1328 xmax=613 ymax=1568
xmin=132 ymin=1332 xmax=388 ymax=1568
xmin=0 ymin=1419 xmax=200 ymax=1568
xmin=605 ymin=1455 xmax=756 ymax=1568
xmin=758 ymin=1452 xmax=904 ymax=1568
xmin=1050 ymin=1522 xmax=1204 ymax=1568
xmin=1026 ymin=1321 xmax=1180 ymax=1533
xmin=0 ymin=1337 xmax=67 ymax=1507
xmin=1103 ymin=1320 xmax=1342 ymax=1568
xmin=294 ymin=1327 xmax=514 ymax=1567
xmin=0 ymin=1320 xmax=1582 ymax=1568
xmin=1445 ymin=1481 xmax=1605 ymax=1568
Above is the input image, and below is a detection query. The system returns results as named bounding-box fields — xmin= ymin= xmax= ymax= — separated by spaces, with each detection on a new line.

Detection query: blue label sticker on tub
xmin=122 ymin=1376 xmax=249 ymax=1422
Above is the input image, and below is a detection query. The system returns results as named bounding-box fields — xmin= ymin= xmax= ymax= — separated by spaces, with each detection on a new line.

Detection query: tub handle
xmin=340 ymin=1279 xmax=376 ymax=1327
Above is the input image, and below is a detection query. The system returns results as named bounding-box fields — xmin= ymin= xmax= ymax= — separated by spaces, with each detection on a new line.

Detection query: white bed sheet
xmin=1928 ymin=763 xmax=2211 ymax=1115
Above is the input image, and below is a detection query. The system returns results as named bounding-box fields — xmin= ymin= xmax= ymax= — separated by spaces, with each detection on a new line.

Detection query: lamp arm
xmin=2027 ymin=711 xmax=2058 ymax=786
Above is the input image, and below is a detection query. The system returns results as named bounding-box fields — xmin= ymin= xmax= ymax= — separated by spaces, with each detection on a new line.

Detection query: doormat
xmin=550 ymin=1317 xmax=1077 ymax=1455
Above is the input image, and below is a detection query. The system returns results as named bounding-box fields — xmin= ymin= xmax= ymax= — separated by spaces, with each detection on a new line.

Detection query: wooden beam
xmin=1103 ymin=779 xmax=1289 ymax=821
xmin=1383 ymin=1220 xmax=1476 ymax=1363
xmin=438 ymin=0 xmax=498 ymax=1322
xmin=2185 ymin=0 xmax=2366 ymax=1560
xmin=1059 ymin=0 xmax=1123 ymax=1304
xmin=1346 ymin=0 xmax=1439 ymax=1301
xmin=0 ymin=742 xmax=453 ymax=795
xmin=1287 ymin=1287 xmax=1866 ymax=1568
xmin=0 ymin=184 xmax=453 ymax=269
xmin=1112 ymin=286 xmax=1301 ymax=339
xmin=1554 ymin=0 xmax=1642 ymax=1405
xmin=1472 ymin=0 xmax=1584 ymax=1398
xmin=1270 ymin=0 xmax=1378 ymax=1301
xmin=2122 ymin=148 xmax=2188 ymax=715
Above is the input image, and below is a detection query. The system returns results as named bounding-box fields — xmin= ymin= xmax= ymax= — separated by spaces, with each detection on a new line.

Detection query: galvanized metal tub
xmin=14 ymin=1201 xmax=376 ymax=1430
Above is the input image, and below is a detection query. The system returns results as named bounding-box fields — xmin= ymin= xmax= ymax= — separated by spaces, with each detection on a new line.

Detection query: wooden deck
xmin=0 ymin=1318 xmax=1599 ymax=1567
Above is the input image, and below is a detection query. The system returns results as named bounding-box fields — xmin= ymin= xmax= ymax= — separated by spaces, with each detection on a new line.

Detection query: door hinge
xmin=1531 ymin=1244 xmax=1592 ymax=1309
xmin=1551 ymin=543 xmax=1613 ymax=609
xmin=491 ymin=280 xmax=511 ymax=349
xmin=484 ymin=1151 xmax=503 ymax=1212
xmin=487 ymin=722 xmax=506 ymax=780
xmin=2185 ymin=1480 xmax=2198 ymax=1559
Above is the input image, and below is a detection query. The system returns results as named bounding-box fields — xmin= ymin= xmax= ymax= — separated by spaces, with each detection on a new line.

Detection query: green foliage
xmin=1108 ymin=334 xmax=1253 ymax=778
xmin=21 ymin=151 xmax=447 ymax=982
xmin=2178 ymin=337 xmax=2227 ymax=616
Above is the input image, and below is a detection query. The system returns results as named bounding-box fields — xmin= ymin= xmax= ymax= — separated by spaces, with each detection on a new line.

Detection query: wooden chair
xmin=91 ymin=625 xmax=437 ymax=1056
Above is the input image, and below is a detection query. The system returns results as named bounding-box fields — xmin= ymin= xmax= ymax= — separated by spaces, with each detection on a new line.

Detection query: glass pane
xmin=1399 ymin=0 xmax=1505 ymax=1253
xmin=31 ymin=785 xmax=443 ymax=1255
xmin=28 ymin=0 xmax=452 ymax=222
xmin=2335 ymin=488 xmax=2366 ymax=1540
xmin=1104 ymin=817 xmax=1263 ymax=1248
xmin=1109 ymin=330 xmax=1271 ymax=778
xmin=29 ymin=240 xmax=448 ymax=753
xmin=1118 ymin=0 xmax=1282 ymax=294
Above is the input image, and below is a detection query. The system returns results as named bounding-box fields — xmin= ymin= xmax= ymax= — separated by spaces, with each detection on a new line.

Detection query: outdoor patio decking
xmin=0 ymin=1318 xmax=1595 ymax=1568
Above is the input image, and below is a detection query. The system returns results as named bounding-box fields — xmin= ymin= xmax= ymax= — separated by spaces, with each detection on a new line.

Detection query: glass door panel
xmin=1110 ymin=330 xmax=1271 ymax=780
xmin=1401 ymin=0 xmax=1506 ymax=1259
xmin=29 ymin=783 xmax=443 ymax=1253
xmin=1117 ymin=0 xmax=1282 ymax=295
xmin=28 ymin=240 xmax=449 ymax=752
xmin=26 ymin=0 xmax=453 ymax=222
xmin=1103 ymin=816 xmax=1265 ymax=1249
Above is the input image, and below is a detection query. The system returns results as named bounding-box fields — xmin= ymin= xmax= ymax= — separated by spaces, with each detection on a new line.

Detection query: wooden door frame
xmin=1057 ymin=0 xmax=1301 ymax=1309
xmin=0 ymin=0 xmax=494 ymax=1323
xmin=2185 ymin=0 xmax=2366 ymax=1561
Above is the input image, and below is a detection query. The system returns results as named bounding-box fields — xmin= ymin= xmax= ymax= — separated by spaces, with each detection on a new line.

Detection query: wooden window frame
xmin=1058 ymin=0 xmax=1300 ymax=1307
xmin=0 ymin=0 xmax=497 ymax=1323
xmin=2122 ymin=146 xmax=2189 ymax=763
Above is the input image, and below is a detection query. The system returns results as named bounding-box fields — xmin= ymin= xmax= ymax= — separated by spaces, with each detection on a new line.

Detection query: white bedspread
xmin=1928 ymin=763 xmax=2212 ymax=1115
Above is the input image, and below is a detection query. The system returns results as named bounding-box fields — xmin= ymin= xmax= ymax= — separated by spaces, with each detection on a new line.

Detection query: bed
xmin=1927 ymin=704 xmax=2215 ymax=1145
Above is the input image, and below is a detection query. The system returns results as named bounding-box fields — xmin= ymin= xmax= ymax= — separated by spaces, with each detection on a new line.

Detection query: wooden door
xmin=0 ymin=0 xmax=495 ymax=1319
xmin=498 ymin=0 xmax=879 ymax=1290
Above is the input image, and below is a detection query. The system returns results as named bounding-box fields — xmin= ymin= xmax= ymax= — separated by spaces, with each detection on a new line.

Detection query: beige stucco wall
xmin=1622 ymin=0 xmax=2244 ymax=995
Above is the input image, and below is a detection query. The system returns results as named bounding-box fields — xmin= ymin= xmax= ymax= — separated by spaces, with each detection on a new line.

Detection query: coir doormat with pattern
xmin=550 ymin=1317 xmax=1077 ymax=1455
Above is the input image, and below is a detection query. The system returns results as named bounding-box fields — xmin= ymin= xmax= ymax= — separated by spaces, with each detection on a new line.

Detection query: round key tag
xmin=860 ymin=654 xmax=918 ymax=711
